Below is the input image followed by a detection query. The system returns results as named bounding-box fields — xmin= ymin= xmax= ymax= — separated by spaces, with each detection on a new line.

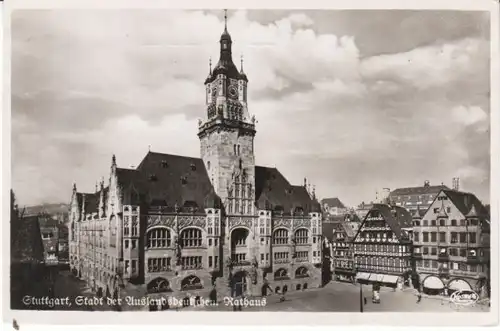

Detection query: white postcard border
xmin=1 ymin=0 xmax=498 ymax=327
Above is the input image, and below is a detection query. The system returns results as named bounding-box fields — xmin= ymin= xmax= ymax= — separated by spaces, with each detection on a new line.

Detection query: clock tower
xmin=198 ymin=10 xmax=256 ymax=216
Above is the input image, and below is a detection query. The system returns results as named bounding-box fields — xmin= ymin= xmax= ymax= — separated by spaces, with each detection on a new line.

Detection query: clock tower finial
xmin=224 ymin=9 xmax=228 ymax=32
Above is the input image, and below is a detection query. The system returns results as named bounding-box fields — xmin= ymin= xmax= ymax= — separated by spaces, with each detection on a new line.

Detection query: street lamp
xmin=356 ymin=267 xmax=364 ymax=313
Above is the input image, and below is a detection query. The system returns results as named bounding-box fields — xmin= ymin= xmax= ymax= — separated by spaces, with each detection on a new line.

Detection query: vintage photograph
xmin=8 ymin=5 xmax=494 ymax=319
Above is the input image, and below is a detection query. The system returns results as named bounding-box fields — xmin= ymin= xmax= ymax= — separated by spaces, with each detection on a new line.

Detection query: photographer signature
xmin=449 ymin=289 xmax=479 ymax=306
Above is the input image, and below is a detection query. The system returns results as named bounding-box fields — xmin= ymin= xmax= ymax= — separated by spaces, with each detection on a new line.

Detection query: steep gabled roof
xmin=466 ymin=204 xmax=478 ymax=217
xmin=345 ymin=213 xmax=362 ymax=223
xmin=321 ymin=198 xmax=346 ymax=209
xmin=117 ymin=152 xmax=215 ymax=212
xmin=390 ymin=185 xmax=449 ymax=196
xmin=255 ymin=166 xmax=318 ymax=214
xmin=442 ymin=189 xmax=488 ymax=219
xmin=411 ymin=206 xmax=426 ymax=218
xmin=85 ymin=193 xmax=99 ymax=215
xmin=341 ymin=222 xmax=357 ymax=239
xmin=77 ymin=152 xmax=318 ymax=215
xmin=362 ymin=204 xmax=412 ymax=239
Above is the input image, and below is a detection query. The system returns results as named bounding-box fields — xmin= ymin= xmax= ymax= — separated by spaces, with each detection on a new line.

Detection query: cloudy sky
xmin=11 ymin=9 xmax=491 ymax=207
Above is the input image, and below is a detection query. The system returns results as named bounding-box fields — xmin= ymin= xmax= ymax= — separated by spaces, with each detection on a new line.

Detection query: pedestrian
xmin=416 ymin=290 xmax=422 ymax=304
xmin=372 ymin=283 xmax=381 ymax=304
xmin=278 ymin=288 xmax=285 ymax=302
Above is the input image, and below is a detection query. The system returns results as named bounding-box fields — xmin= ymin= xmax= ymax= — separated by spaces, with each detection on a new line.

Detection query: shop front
xmin=355 ymin=272 xmax=400 ymax=288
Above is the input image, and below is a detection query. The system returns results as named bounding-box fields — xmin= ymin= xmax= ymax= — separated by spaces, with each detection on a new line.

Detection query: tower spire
xmin=240 ymin=55 xmax=244 ymax=72
xmin=209 ymin=57 xmax=212 ymax=74
xmin=224 ymin=9 xmax=228 ymax=32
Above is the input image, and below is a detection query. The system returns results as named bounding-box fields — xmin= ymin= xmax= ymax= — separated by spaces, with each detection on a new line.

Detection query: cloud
xmin=360 ymin=38 xmax=489 ymax=91
xmin=11 ymin=9 xmax=490 ymax=207
xmin=451 ymin=105 xmax=488 ymax=127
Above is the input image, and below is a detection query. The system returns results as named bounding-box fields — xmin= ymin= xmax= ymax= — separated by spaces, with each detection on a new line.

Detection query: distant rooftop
xmin=321 ymin=197 xmax=346 ymax=209
xmin=390 ymin=181 xmax=449 ymax=196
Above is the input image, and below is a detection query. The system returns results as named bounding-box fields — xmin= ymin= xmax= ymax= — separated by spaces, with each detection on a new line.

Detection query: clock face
xmin=228 ymin=85 xmax=238 ymax=98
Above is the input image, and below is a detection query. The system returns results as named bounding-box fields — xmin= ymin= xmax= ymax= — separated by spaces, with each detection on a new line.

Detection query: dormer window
xmin=294 ymin=206 xmax=304 ymax=214
xmin=274 ymin=205 xmax=284 ymax=213
xmin=161 ymin=160 xmax=168 ymax=168
xmin=149 ymin=174 xmax=158 ymax=181
xmin=181 ymin=176 xmax=188 ymax=185
xmin=190 ymin=163 xmax=197 ymax=171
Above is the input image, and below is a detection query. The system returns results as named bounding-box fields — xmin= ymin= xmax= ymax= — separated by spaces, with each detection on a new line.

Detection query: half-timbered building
xmin=353 ymin=204 xmax=413 ymax=289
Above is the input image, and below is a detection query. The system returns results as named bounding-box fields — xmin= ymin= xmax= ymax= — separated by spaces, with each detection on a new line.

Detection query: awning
xmin=368 ymin=273 xmax=385 ymax=282
xmin=423 ymin=276 xmax=445 ymax=290
xmin=382 ymin=275 xmax=399 ymax=284
xmin=448 ymin=279 xmax=472 ymax=291
xmin=356 ymin=272 xmax=370 ymax=281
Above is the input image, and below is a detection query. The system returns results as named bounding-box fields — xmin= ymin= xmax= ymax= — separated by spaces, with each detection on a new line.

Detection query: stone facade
xmin=68 ymin=14 xmax=322 ymax=311
xmin=412 ymin=189 xmax=490 ymax=296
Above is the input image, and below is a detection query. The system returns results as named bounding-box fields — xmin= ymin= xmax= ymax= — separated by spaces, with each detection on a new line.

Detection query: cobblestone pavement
xmin=184 ymin=281 xmax=490 ymax=312
xmin=53 ymin=271 xmax=115 ymax=311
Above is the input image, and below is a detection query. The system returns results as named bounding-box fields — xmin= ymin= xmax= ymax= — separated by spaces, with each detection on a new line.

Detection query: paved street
xmin=52 ymin=270 xmax=101 ymax=311
xmin=48 ymin=272 xmax=489 ymax=313
xmin=186 ymin=281 xmax=489 ymax=313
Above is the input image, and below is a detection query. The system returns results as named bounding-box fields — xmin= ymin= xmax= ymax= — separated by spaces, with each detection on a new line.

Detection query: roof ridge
xmin=147 ymin=151 xmax=201 ymax=159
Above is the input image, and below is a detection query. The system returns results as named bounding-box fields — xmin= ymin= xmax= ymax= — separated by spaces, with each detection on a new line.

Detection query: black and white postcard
xmin=2 ymin=0 xmax=499 ymax=328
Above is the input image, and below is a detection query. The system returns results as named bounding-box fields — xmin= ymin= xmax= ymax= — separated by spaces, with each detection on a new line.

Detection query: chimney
xmin=424 ymin=180 xmax=430 ymax=187
xmin=452 ymin=177 xmax=460 ymax=191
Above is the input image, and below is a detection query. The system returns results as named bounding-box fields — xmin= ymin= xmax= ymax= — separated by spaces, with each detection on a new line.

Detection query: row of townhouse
xmin=323 ymin=189 xmax=490 ymax=296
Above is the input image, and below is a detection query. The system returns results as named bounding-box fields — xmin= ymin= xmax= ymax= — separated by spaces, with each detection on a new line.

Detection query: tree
xmin=11 ymin=189 xmax=18 ymax=221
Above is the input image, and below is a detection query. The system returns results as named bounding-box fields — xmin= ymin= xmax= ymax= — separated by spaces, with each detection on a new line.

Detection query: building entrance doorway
xmin=232 ymin=271 xmax=247 ymax=297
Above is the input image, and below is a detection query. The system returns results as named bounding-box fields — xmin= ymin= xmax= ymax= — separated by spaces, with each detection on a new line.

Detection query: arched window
xmin=294 ymin=229 xmax=308 ymax=245
xmin=273 ymin=229 xmax=289 ymax=245
xmin=274 ymin=268 xmax=288 ymax=280
xmin=71 ymin=222 xmax=75 ymax=241
xmin=147 ymin=228 xmax=171 ymax=248
xmin=181 ymin=275 xmax=203 ymax=291
xmin=147 ymin=278 xmax=171 ymax=294
xmin=180 ymin=228 xmax=203 ymax=248
xmin=295 ymin=266 xmax=309 ymax=278
xmin=231 ymin=228 xmax=249 ymax=247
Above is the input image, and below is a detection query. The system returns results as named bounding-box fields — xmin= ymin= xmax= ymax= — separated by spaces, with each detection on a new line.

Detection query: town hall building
xmin=68 ymin=12 xmax=323 ymax=310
